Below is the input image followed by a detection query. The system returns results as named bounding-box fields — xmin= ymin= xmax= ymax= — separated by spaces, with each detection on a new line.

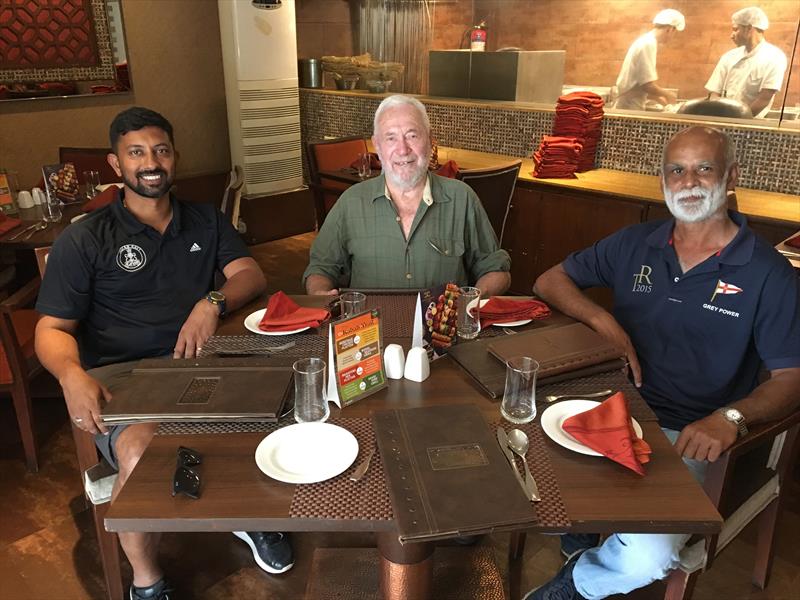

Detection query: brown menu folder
xmin=100 ymin=357 xmax=293 ymax=425
xmin=373 ymin=404 xmax=537 ymax=542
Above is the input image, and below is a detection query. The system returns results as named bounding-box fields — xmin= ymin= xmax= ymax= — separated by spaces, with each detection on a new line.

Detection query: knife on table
xmin=497 ymin=427 xmax=533 ymax=501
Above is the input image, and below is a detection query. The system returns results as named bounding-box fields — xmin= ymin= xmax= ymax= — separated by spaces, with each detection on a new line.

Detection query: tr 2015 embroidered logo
xmin=116 ymin=244 xmax=146 ymax=272
xmin=631 ymin=265 xmax=653 ymax=293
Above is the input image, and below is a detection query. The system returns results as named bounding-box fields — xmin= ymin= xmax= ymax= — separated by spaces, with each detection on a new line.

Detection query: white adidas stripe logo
xmin=190 ymin=243 xmax=202 ymax=252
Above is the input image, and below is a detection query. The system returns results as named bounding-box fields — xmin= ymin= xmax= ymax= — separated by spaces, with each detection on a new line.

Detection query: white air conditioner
xmin=218 ymin=0 xmax=303 ymax=197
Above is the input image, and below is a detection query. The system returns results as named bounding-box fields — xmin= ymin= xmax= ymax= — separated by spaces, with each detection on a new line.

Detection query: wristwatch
xmin=718 ymin=407 xmax=748 ymax=437
xmin=204 ymin=290 xmax=226 ymax=318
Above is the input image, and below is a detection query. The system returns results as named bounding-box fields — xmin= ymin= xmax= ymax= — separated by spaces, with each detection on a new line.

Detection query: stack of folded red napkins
xmin=478 ymin=297 xmax=551 ymax=328
xmin=562 ymin=392 xmax=652 ymax=475
xmin=0 ymin=212 xmax=22 ymax=236
xmin=258 ymin=291 xmax=330 ymax=332
xmin=532 ymin=91 xmax=604 ymax=178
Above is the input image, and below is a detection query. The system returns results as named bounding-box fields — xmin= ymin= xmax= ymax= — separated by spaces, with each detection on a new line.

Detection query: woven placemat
xmin=538 ymin=369 xmax=656 ymax=422
xmin=156 ymin=420 xmax=286 ymax=435
xmin=364 ymin=294 xmax=416 ymax=338
xmin=199 ymin=334 xmax=328 ymax=360
xmin=491 ymin=420 xmax=570 ymax=530
xmin=289 ymin=417 xmax=393 ymax=521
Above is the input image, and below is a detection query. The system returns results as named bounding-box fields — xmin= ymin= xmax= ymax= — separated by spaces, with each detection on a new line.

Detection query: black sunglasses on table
xmin=172 ymin=446 xmax=202 ymax=499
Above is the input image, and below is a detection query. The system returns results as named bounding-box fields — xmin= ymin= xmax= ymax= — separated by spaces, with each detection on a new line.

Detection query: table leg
xmin=377 ymin=532 xmax=434 ymax=600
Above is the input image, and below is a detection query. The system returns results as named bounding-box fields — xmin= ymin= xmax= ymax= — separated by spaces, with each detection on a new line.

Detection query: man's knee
xmin=115 ymin=423 xmax=158 ymax=479
xmin=615 ymin=532 xmax=689 ymax=578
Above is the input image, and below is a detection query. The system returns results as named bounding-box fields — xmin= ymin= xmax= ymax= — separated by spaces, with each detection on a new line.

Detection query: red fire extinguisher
xmin=470 ymin=20 xmax=488 ymax=52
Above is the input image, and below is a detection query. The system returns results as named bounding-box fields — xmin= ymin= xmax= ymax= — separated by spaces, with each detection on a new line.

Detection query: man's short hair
xmin=109 ymin=107 xmax=174 ymax=152
xmin=661 ymin=126 xmax=737 ymax=173
xmin=373 ymin=95 xmax=431 ymax=136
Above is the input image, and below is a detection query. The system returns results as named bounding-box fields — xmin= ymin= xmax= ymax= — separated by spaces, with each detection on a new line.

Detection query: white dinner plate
xmin=475 ymin=298 xmax=532 ymax=327
xmin=540 ymin=399 xmax=644 ymax=456
xmin=244 ymin=308 xmax=311 ymax=336
xmin=255 ymin=422 xmax=359 ymax=484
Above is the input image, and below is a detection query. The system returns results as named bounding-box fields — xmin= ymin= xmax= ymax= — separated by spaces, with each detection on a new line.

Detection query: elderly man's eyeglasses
xmin=172 ymin=446 xmax=202 ymax=499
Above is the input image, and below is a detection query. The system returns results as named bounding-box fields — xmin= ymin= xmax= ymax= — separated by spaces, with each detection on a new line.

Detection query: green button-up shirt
xmin=303 ymin=173 xmax=511 ymax=289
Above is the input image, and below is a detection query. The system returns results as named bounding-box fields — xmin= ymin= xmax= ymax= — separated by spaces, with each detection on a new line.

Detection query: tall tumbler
xmin=500 ymin=356 xmax=539 ymax=424
xmin=293 ymin=358 xmax=329 ymax=423
xmin=456 ymin=286 xmax=481 ymax=340
xmin=41 ymin=187 xmax=63 ymax=222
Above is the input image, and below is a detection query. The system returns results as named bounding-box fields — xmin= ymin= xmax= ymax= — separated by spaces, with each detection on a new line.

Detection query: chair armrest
xmin=0 ymin=278 xmax=41 ymax=314
xmin=724 ymin=410 xmax=800 ymax=460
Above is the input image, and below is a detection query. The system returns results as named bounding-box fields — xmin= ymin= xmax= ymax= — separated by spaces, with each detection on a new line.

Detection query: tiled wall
xmin=300 ymin=89 xmax=800 ymax=196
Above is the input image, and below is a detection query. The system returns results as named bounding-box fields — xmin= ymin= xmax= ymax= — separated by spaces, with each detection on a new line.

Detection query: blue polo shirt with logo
xmin=563 ymin=211 xmax=800 ymax=430
xmin=36 ymin=193 xmax=250 ymax=369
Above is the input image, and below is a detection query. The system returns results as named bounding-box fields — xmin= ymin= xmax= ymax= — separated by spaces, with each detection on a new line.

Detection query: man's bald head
xmin=662 ymin=126 xmax=736 ymax=173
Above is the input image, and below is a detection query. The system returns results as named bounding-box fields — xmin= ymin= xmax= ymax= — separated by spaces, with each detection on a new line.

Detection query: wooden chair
xmin=34 ymin=246 xmax=123 ymax=599
xmin=219 ymin=165 xmax=245 ymax=230
xmin=456 ymin=160 xmax=522 ymax=246
xmin=307 ymin=136 xmax=368 ymax=229
xmin=58 ymin=147 xmax=121 ymax=185
xmin=507 ymin=407 xmax=800 ymax=600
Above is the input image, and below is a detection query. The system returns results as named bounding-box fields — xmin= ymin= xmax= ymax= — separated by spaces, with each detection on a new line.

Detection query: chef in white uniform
xmin=611 ymin=9 xmax=685 ymax=111
xmin=706 ymin=7 xmax=787 ymax=118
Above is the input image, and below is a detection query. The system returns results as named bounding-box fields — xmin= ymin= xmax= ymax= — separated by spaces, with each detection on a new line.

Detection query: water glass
xmin=339 ymin=291 xmax=367 ymax=319
xmin=293 ymin=358 xmax=329 ymax=423
xmin=83 ymin=170 xmax=101 ymax=202
xmin=456 ymin=286 xmax=481 ymax=340
xmin=501 ymin=356 xmax=539 ymax=424
xmin=41 ymin=187 xmax=63 ymax=223
xmin=357 ymin=153 xmax=372 ymax=179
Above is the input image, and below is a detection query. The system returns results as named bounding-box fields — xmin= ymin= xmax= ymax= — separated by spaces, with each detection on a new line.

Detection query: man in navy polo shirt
xmin=35 ymin=107 xmax=292 ymax=600
xmin=526 ymin=125 xmax=800 ymax=600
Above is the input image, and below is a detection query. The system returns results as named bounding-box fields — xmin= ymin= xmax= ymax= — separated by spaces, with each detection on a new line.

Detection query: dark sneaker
xmin=233 ymin=531 xmax=294 ymax=574
xmin=523 ymin=551 xmax=587 ymax=600
xmin=129 ymin=578 xmax=174 ymax=600
xmin=559 ymin=533 xmax=600 ymax=560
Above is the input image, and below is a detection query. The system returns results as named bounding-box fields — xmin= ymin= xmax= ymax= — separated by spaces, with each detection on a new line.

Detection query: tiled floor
xmin=2 ymin=232 xmax=799 ymax=599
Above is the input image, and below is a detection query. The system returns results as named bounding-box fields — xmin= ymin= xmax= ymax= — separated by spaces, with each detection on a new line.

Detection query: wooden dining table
xmin=104 ymin=293 xmax=722 ymax=599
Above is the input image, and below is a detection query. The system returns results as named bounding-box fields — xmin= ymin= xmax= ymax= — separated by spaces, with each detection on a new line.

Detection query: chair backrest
xmin=307 ymin=137 xmax=369 ymax=227
xmin=58 ymin=147 xmax=121 ymax=185
xmin=456 ymin=160 xmax=522 ymax=245
xmin=35 ymin=247 xmax=50 ymax=277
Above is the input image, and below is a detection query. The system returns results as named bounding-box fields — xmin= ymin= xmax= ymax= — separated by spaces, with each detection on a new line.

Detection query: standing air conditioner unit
xmin=218 ymin=0 xmax=303 ymax=197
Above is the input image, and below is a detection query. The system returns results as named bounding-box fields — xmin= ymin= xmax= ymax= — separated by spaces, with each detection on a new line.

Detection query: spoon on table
xmin=544 ymin=389 xmax=613 ymax=403
xmin=507 ymin=429 xmax=540 ymax=502
xmin=22 ymin=221 xmax=48 ymax=240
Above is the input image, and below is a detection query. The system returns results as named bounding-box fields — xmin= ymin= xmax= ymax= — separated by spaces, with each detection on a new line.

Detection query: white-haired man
xmin=525 ymin=126 xmax=800 ymax=599
xmin=611 ymin=9 xmax=685 ymax=110
xmin=706 ymin=6 xmax=788 ymax=118
xmin=304 ymin=94 xmax=511 ymax=295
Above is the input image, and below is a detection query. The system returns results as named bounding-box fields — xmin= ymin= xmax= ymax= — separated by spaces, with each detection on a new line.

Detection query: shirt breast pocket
xmin=428 ymin=238 xmax=465 ymax=262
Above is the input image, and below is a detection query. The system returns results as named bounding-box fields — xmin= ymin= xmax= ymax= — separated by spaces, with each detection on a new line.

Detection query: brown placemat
xmin=290 ymin=417 xmax=393 ymax=521
xmin=491 ymin=420 xmax=570 ymax=530
xmin=199 ymin=334 xmax=328 ymax=359
xmin=538 ymin=370 xmax=656 ymax=423
xmin=364 ymin=293 xmax=417 ymax=338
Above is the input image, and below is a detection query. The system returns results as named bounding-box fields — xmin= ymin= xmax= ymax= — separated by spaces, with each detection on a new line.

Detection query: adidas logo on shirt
xmin=190 ymin=243 xmax=202 ymax=252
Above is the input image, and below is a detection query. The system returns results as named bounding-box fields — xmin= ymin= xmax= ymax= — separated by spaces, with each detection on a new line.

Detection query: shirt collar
xmin=645 ymin=210 xmax=755 ymax=266
xmin=110 ymin=188 xmax=182 ymax=236
xmin=381 ymin=174 xmax=434 ymax=206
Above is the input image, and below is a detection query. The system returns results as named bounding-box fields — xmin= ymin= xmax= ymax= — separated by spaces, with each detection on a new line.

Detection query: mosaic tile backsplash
xmin=300 ymin=90 xmax=800 ymax=196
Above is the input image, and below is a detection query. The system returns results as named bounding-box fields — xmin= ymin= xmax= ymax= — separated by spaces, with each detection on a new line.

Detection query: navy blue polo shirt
xmin=563 ymin=211 xmax=800 ymax=430
xmin=36 ymin=192 xmax=250 ymax=369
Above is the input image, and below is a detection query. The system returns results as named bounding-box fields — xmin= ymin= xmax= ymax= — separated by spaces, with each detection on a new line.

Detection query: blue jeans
xmin=571 ymin=428 xmax=708 ymax=600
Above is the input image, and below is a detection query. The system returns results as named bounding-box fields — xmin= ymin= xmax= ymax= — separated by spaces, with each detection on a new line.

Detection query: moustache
xmin=671 ymin=186 xmax=710 ymax=202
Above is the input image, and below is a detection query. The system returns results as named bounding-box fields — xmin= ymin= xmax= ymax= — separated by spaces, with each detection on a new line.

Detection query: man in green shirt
xmin=304 ymin=95 xmax=511 ymax=295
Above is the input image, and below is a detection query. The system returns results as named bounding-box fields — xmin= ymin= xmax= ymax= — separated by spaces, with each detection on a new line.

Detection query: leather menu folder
xmin=373 ymin=404 xmax=537 ymax=542
xmin=100 ymin=357 xmax=293 ymax=425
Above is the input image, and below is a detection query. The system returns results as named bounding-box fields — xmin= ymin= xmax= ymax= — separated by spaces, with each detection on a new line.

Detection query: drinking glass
xmin=41 ymin=187 xmax=63 ymax=223
xmin=293 ymin=358 xmax=329 ymax=423
xmin=339 ymin=291 xmax=367 ymax=319
xmin=357 ymin=153 xmax=372 ymax=179
xmin=456 ymin=286 xmax=481 ymax=340
xmin=501 ymin=356 xmax=539 ymax=424
xmin=83 ymin=170 xmax=101 ymax=202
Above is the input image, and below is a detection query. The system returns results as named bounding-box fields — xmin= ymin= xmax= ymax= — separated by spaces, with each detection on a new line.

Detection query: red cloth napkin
xmin=562 ymin=392 xmax=652 ymax=475
xmin=434 ymin=159 xmax=459 ymax=179
xmin=258 ymin=291 xmax=330 ymax=332
xmin=0 ymin=213 xmax=22 ymax=236
xmin=82 ymin=185 xmax=119 ymax=212
xmin=784 ymin=233 xmax=800 ymax=249
xmin=348 ymin=152 xmax=381 ymax=171
xmin=478 ymin=297 xmax=551 ymax=328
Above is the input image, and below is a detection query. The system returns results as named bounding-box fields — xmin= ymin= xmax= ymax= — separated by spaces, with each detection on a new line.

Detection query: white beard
xmin=379 ymin=154 xmax=428 ymax=192
xmin=663 ymin=176 xmax=728 ymax=223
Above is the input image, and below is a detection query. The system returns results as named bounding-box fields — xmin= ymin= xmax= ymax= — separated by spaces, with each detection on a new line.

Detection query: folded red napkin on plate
xmin=785 ymin=233 xmax=800 ymax=249
xmin=479 ymin=297 xmax=551 ymax=328
xmin=258 ymin=291 xmax=330 ymax=332
xmin=82 ymin=185 xmax=119 ymax=212
xmin=562 ymin=392 xmax=652 ymax=475
xmin=434 ymin=159 xmax=459 ymax=179
xmin=0 ymin=213 xmax=22 ymax=236
xmin=348 ymin=152 xmax=382 ymax=171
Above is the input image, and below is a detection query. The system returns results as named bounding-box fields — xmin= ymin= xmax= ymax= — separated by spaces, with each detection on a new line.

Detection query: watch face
xmin=208 ymin=291 xmax=225 ymax=303
xmin=724 ymin=408 xmax=743 ymax=422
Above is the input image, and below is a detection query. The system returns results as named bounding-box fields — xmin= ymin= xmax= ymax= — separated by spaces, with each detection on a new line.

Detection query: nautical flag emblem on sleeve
xmin=710 ymin=279 xmax=743 ymax=303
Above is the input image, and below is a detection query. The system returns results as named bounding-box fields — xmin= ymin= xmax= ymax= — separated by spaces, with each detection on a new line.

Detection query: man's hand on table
xmin=60 ymin=366 xmax=111 ymax=435
xmin=587 ymin=311 xmax=642 ymax=387
xmin=174 ymin=298 xmax=219 ymax=358
xmin=675 ymin=413 xmax=738 ymax=462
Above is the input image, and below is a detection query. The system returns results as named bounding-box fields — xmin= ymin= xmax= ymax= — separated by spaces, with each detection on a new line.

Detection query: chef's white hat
xmin=653 ymin=9 xmax=686 ymax=31
xmin=732 ymin=7 xmax=769 ymax=30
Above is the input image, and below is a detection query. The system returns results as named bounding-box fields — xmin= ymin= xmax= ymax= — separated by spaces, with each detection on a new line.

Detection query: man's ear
xmin=726 ymin=163 xmax=740 ymax=192
xmin=107 ymin=153 xmax=121 ymax=177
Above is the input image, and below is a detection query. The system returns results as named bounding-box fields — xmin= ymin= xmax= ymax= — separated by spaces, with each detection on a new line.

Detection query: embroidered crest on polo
xmin=116 ymin=244 xmax=147 ymax=272
xmin=190 ymin=243 xmax=202 ymax=252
